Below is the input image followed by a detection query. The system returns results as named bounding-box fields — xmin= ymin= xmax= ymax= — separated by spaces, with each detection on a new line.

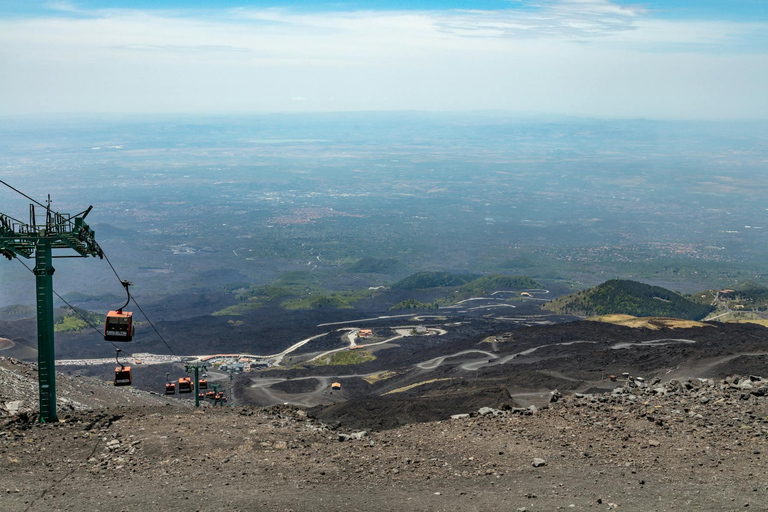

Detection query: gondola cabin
xmin=114 ymin=366 xmax=132 ymax=386
xmin=198 ymin=378 xmax=208 ymax=390
xmin=104 ymin=310 xmax=135 ymax=342
xmin=178 ymin=377 xmax=193 ymax=394
xmin=164 ymin=382 xmax=176 ymax=395
xmin=205 ymin=391 xmax=216 ymax=399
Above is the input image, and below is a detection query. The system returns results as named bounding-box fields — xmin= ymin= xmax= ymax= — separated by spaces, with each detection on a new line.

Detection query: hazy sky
xmin=1 ymin=0 xmax=767 ymax=119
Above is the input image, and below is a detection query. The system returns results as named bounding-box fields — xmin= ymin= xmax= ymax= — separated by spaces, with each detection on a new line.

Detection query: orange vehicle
xmin=331 ymin=382 xmax=341 ymax=390
xmin=114 ymin=366 xmax=132 ymax=386
xmin=205 ymin=391 xmax=216 ymax=399
xmin=178 ymin=377 xmax=193 ymax=394
xmin=164 ymin=382 xmax=176 ymax=394
xmin=104 ymin=310 xmax=135 ymax=342
xmin=198 ymin=378 xmax=208 ymax=390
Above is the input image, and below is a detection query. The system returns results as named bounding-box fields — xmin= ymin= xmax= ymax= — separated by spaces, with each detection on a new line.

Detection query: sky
xmin=1 ymin=0 xmax=767 ymax=119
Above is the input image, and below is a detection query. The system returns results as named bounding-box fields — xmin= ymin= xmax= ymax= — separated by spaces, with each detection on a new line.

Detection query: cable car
xmin=198 ymin=378 xmax=208 ymax=390
xmin=104 ymin=310 xmax=135 ymax=341
xmin=113 ymin=349 xmax=131 ymax=386
xmin=165 ymin=382 xmax=176 ymax=394
xmin=178 ymin=377 xmax=193 ymax=393
xmin=114 ymin=365 xmax=132 ymax=386
xmin=105 ymin=281 xmax=135 ymax=342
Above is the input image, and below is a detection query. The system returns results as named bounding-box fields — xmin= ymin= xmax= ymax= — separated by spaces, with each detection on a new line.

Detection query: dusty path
xmin=610 ymin=338 xmax=697 ymax=350
xmin=663 ymin=351 xmax=768 ymax=381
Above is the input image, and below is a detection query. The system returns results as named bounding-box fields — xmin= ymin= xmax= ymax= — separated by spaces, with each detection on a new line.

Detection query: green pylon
xmin=1 ymin=200 xmax=103 ymax=423
xmin=185 ymin=363 xmax=207 ymax=407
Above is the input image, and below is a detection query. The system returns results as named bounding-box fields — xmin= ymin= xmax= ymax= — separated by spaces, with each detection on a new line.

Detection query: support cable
xmin=0 ymin=179 xmax=47 ymax=209
xmin=3 ymin=181 xmax=177 ymax=358
xmin=102 ymin=251 xmax=177 ymax=356
xmin=15 ymin=259 xmax=134 ymax=358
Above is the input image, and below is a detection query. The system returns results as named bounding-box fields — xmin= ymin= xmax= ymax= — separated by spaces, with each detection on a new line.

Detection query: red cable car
xmin=178 ymin=377 xmax=193 ymax=394
xmin=104 ymin=310 xmax=135 ymax=342
xmin=165 ymin=382 xmax=176 ymax=395
xmin=114 ymin=365 xmax=132 ymax=386
xmin=198 ymin=378 xmax=208 ymax=390
xmin=113 ymin=349 xmax=131 ymax=386
xmin=105 ymin=281 xmax=135 ymax=342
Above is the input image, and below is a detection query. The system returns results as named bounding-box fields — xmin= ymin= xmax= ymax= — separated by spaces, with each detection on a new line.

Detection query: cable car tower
xmin=0 ymin=194 xmax=103 ymax=423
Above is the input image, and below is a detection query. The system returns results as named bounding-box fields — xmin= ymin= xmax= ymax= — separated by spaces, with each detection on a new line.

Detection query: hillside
xmin=0 ymin=357 xmax=182 ymax=419
xmin=2 ymin=373 xmax=767 ymax=511
xmin=692 ymin=281 xmax=768 ymax=311
xmin=544 ymin=279 xmax=714 ymax=320
xmin=392 ymin=271 xmax=479 ymax=289
xmin=394 ymin=272 xmax=541 ymax=295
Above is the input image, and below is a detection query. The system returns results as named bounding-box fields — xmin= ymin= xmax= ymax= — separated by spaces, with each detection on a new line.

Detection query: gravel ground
xmin=1 ymin=366 xmax=767 ymax=512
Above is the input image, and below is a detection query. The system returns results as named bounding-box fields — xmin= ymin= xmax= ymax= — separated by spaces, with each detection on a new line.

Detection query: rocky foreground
xmin=1 ymin=363 xmax=767 ymax=511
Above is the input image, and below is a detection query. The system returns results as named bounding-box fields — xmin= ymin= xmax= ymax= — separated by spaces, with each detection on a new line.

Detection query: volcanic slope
xmin=1 ymin=372 xmax=767 ymax=511
xmin=262 ymin=319 xmax=768 ymax=429
xmin=0 ymin=357 xmax=183 ymax=419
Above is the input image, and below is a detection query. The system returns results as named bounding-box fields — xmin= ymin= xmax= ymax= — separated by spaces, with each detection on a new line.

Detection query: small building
xmin=331 ymin=382 xmax=341 ymax=390
xmin=414 ymin=325 xmax=427 ymax=334
xmin=358 ymin=329 xmax=373 ymax=338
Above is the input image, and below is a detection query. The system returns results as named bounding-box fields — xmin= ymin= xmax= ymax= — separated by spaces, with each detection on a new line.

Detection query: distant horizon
xmin=2 ymin=109 xmax=768 ymax=123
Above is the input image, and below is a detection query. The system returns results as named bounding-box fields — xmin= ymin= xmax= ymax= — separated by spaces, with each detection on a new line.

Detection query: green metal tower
xmin=0 ymin=199 xmax=103 ymax=423
xmin=184 ymin=363 xmax=207 ymax=407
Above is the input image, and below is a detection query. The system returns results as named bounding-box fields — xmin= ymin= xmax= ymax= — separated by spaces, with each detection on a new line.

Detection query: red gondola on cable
xmin=114 ymin=349 xmax=132 ymax=387
xmin=198 ymin=378 xmax=208 ymax=390
xmin=105 ymin=280 xmax=135 ymax=342
xmin=164 ymin=373 xmax=176 ymax=394
xmin=114 ymin=365 xmax=132 ymax=386
xmin=178 ymin=376 xmax=193 ymax=394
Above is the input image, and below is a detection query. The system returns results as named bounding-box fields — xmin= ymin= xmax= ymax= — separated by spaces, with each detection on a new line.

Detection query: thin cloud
xmin=0 ymin=1 xmax=766 ymax=118
xmin=434 ymin=0 xmax=643 ymax=40
xmin=44 ymin=1 xmax=80 ymax=13
xmin=113 ymin=44 xmax=254 ymax=54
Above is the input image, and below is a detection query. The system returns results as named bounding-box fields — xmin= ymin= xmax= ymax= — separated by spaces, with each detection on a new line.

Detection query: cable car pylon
xmin=0 ymin=192 xmax=103 ymax=423
xmin=184 ymin=363 xmax=207 ymax=407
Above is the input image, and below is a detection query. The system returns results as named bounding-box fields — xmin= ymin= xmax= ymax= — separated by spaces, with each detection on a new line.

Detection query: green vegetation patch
xmin=314 ymin=349 xmax=375 ymax=366
xmin=456 ymin=274 xmax=542 ymax=295
xmin=389 ymin=299 xmax=438 ymax=310
xmin=434 ymin=274 xmax=543 ymax=306
xmin=54 ymin=307 xmax=104 ymax=333
xmin=0 ymin=304 xmax=36 ymax=320
xmin=393 ymin=271 xmax=479 ymax=290
xmin=545 ymin=280 xmax=714 ymax=320
xmin=282 ymin=290 xmax=372 ymax=310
